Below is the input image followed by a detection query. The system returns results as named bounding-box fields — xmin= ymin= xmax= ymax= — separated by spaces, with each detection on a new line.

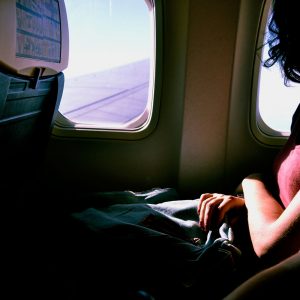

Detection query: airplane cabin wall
xmin=179 ymin=0 xmax=279 ymax=196
xmin=45 ymin=0 xmax=189 ymax=193
xmin=179 ymin=0 xmax=241 ymax=195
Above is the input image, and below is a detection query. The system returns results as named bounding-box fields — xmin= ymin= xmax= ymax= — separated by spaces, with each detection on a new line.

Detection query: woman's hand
xmin=197 ymin=193 xmax=245 ymax=231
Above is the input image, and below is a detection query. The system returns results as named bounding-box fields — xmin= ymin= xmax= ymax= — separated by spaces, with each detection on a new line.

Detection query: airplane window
xmin=58 ymin=0 xmax=155 ymax=131
xmin=256 ymin=3 xmax=300 ymax=136
xmin=257 ymin=42 xmax=300 ymax=134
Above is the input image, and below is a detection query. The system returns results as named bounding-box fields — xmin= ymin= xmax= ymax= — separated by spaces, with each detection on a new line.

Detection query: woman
xmin=198 ymin=0 xmax=300 ymax=268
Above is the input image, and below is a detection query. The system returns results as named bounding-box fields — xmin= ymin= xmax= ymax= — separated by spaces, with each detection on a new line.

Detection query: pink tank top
xmin=273 ymin=104 xmax=300 ymax=208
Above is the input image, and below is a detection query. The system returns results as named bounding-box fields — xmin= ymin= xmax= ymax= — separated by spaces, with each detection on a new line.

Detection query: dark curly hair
xmin=264 ymin=0 xmax=300 ymax=84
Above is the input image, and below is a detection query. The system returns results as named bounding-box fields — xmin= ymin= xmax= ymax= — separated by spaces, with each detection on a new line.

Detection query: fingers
xmin=198 ymin=193 xmax=224 ymax=231
xmin=198 ymin=193 xmax=246 ymax=231
xmin=216 ymin=196 xmax=236 ymax=225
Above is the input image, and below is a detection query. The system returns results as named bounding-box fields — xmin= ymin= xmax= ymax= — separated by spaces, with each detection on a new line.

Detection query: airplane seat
xmin=0 ymin=0 xmax=68 ymax=199
xmin=0 ymin=67 xmax=64 ymax=196
xmin=0 ymin=1 xmax=69 ymax=297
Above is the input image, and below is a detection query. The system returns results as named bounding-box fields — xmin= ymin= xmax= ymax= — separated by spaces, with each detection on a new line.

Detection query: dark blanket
xmin=63 ymin=188 xmax=242 ymax=299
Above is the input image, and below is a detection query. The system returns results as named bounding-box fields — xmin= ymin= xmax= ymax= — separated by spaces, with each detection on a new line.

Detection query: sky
xmin=64 ymin=0 xmax=152 ymax=78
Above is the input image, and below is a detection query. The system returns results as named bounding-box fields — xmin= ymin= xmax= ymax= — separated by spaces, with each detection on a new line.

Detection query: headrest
xmin=0 ymin=0 xmax=69 ymax=77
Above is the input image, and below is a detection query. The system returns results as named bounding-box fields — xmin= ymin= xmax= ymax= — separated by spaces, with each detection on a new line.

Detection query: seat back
xmin=0 ymin=0 xmax=69 ymax=194
xmin=1 ymin=2 xmax=69 ymax=296
xmin=0 ymin=71 xmax=64 ymax=190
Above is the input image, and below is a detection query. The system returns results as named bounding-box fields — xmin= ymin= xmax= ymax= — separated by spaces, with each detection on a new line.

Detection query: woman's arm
xmin=223 ymin=252 xmax=300 ymax=300
xmin=242 ymin=174 xmax=300 ymax=264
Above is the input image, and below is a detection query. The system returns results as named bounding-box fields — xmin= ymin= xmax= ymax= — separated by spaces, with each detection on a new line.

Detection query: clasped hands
xmin=197 ymin=193 xmax=245 ymax=232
